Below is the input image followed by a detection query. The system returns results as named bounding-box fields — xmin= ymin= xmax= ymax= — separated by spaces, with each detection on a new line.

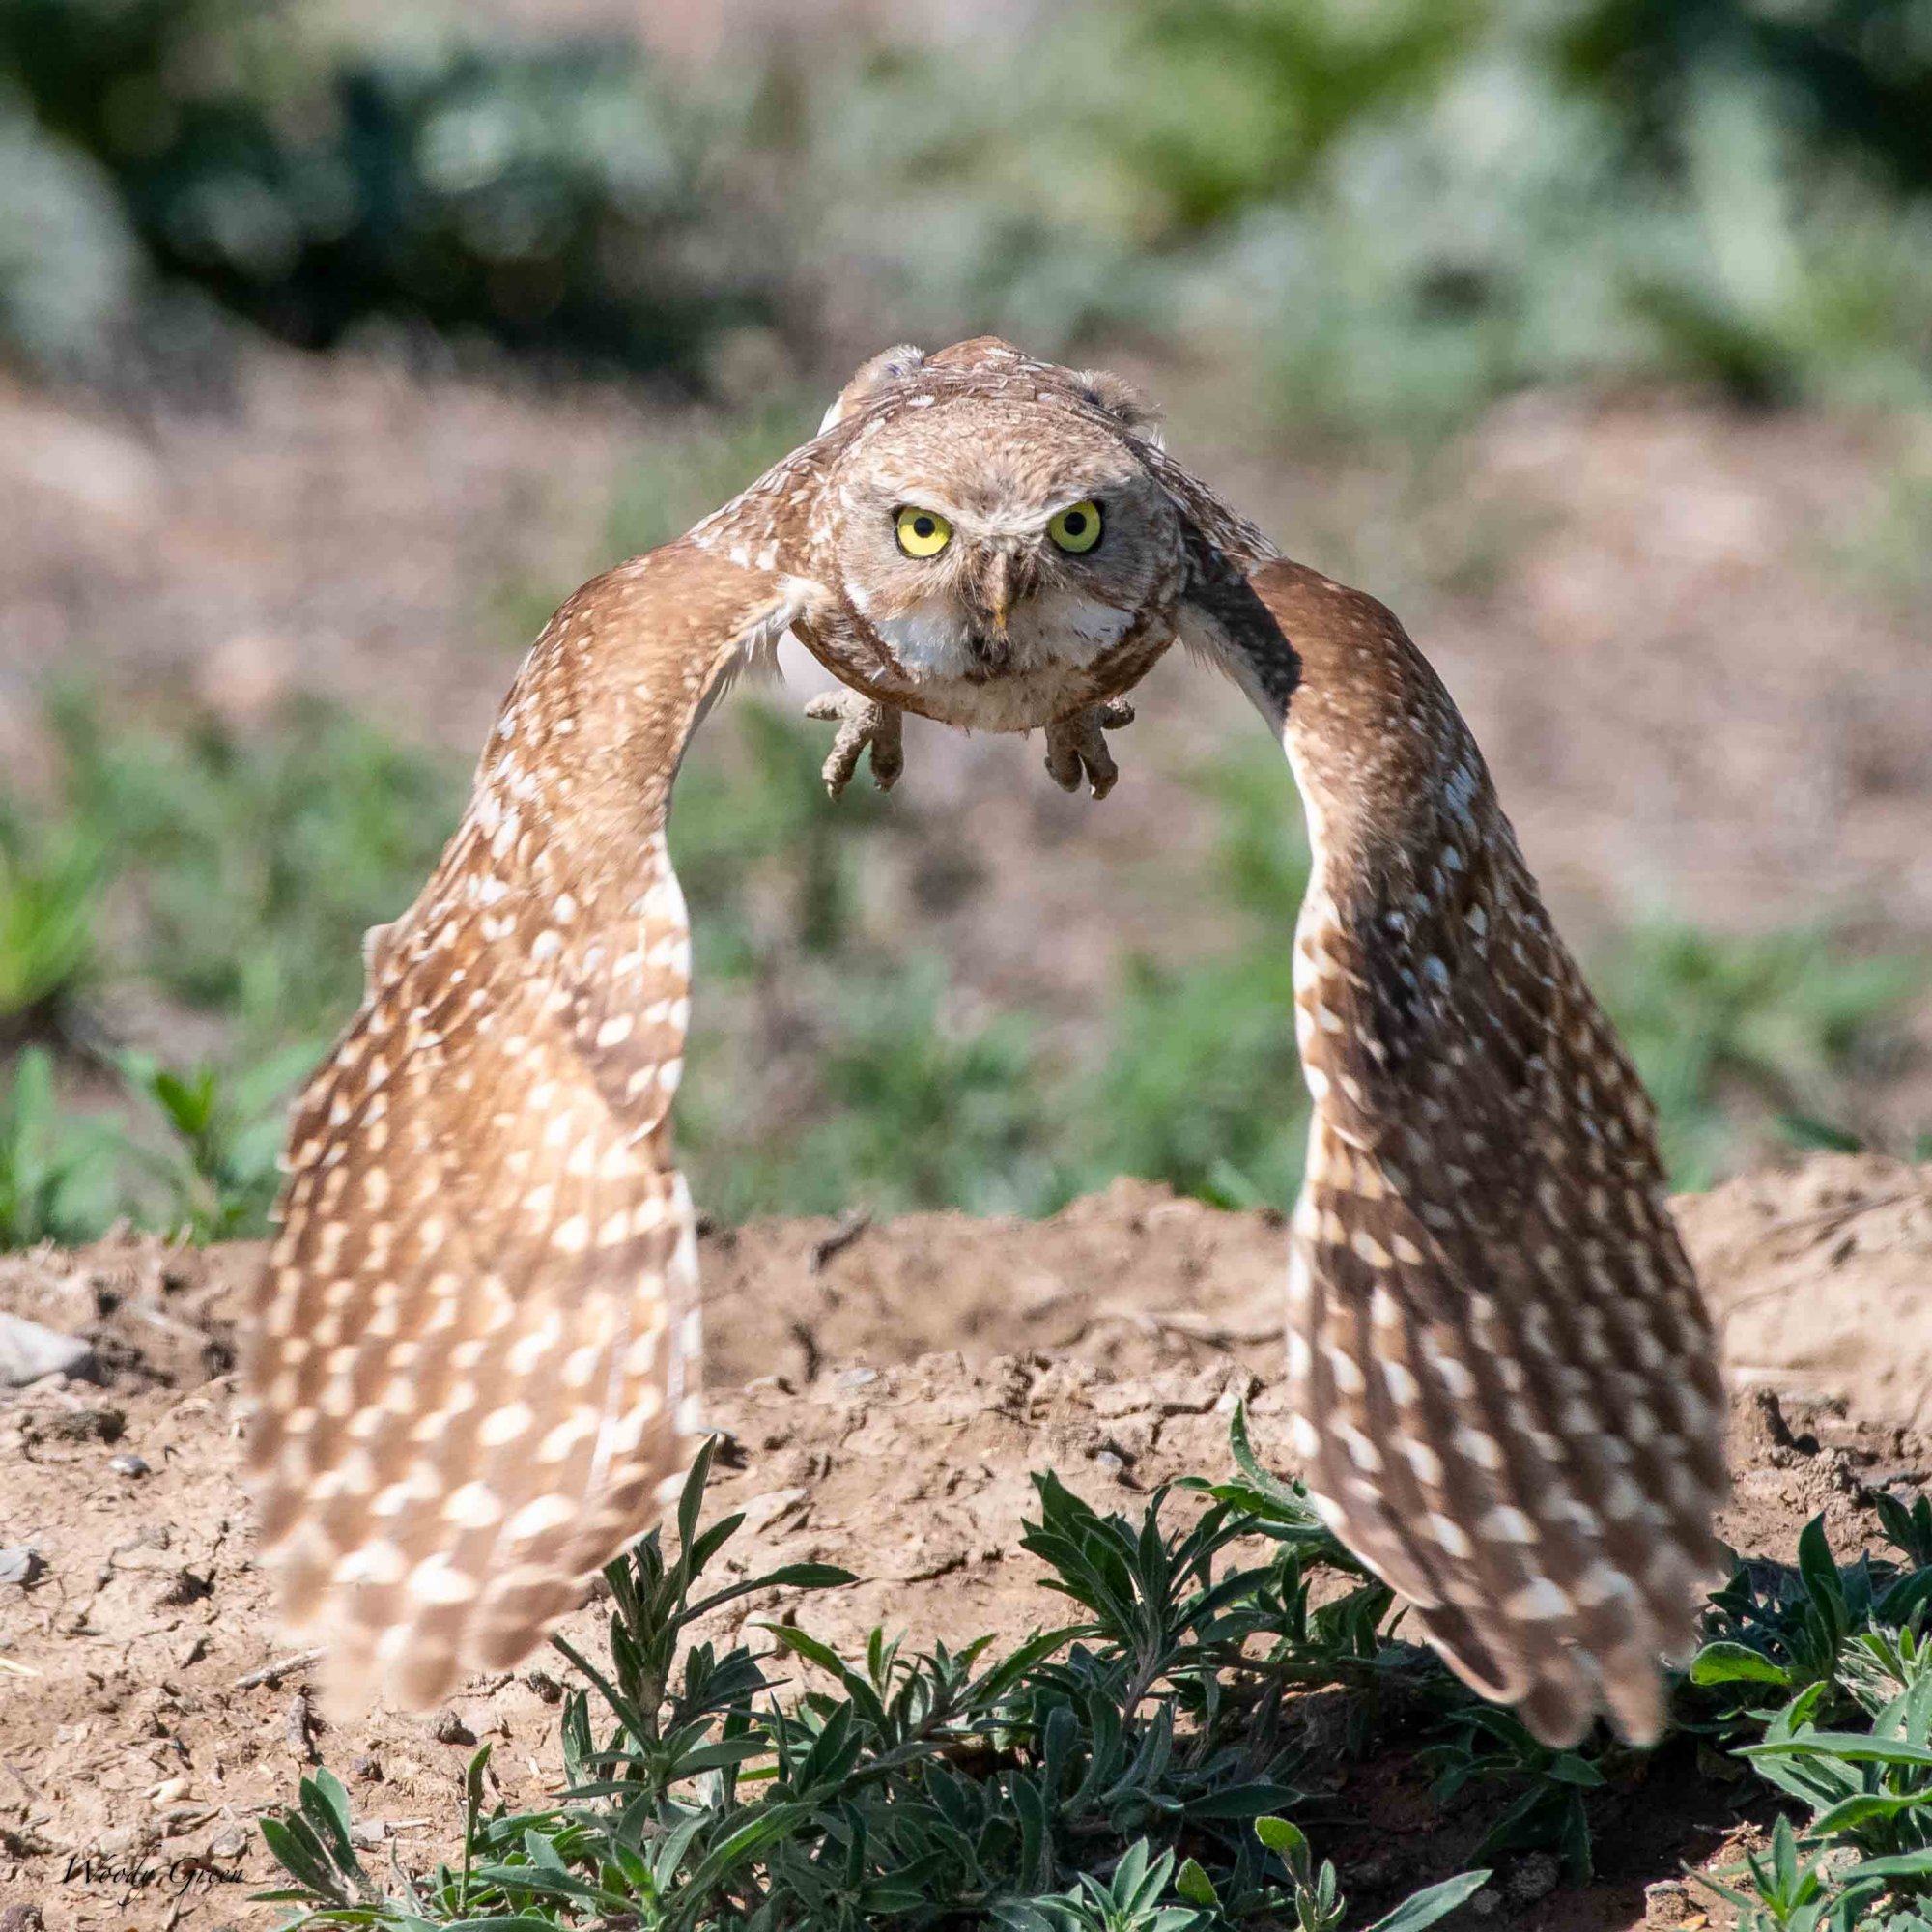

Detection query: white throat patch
xmin=872 ymin=589 xmax=1134 ymax=684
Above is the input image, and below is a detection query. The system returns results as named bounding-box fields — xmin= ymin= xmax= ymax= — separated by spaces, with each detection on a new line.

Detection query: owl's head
xmin=817 ymin=341 xmax=1186 ymax=700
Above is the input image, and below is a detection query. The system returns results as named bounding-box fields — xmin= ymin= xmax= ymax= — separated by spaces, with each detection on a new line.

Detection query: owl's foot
xmin=805 ymin=691 xmax=904 ymax=799
xmin=1044 ymin=699 xmax=1135 ymax=800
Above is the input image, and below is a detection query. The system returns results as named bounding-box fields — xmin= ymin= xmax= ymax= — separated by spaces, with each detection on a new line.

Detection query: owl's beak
xmin=975 ymin=548 xmax=1037 ymax=639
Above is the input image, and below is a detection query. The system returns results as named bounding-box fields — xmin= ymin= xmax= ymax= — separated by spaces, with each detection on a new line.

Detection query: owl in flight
xmin=244 ymin=338 xmax=1727 ymax=1747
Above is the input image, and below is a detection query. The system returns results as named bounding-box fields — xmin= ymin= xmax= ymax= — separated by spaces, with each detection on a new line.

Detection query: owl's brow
xmin=868 ymin=486 xmax=1122 ymax=540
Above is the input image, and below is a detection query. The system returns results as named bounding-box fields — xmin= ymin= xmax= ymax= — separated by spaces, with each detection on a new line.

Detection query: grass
xmin=252 ymin=1427 xmax=1481 ymax=1930
xmin=1600 ymin=923 xmax=1924 ymax=1192
xmin=0 ymin=694 xmax=466 ymax=1247
xmin=0 ymin=693 xmax=1919 ymax=1250
xmin=673 ymin=719 xmax=1920 ymax=1225
xmin=47 ymin=691 xmax=466 ymax=1055
xmin=254 ymin=1413 xmax=1932 ymax=1928
xmin=0 ymin=799 xmax=104 ymax=1045
xmin=0 ymin=1045 xmax=123 ymax=1247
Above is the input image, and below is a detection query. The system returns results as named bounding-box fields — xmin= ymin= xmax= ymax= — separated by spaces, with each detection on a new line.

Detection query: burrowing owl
xmin=245 ymin=337 xmax=1727 ymax=1746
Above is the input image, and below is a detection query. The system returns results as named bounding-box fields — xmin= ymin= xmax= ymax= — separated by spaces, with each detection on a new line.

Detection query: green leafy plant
xmin=248 ymin=1402 xmax=1932 ymax=1930
xmin=124 ymin=1045 xmax=315 ymax=1239
xmin=1692 ymin=1515 xmax=1932 ymax=1722
xmin=1687 ymin=1505 xmax=1932 ymax=1927
xmin=0 ymin=807 xmax=103 ymax=1041
xmin=0 ymin=1044 xmax=124 ymax=1247
xmin=256 ymin=1763 xmax=384 ymax=1914
xmin=52 ymin=694 xmax=466 ymax=1052
xmin=1696 ymin=1811 xmax=1866 ymax=1932
xmin=1417 ymin=1706 xmax=1605 ymax=1885
xmin=1247 ymin=1819 xmax=1489 ymax=1932
xmin=258 ymin=1434 xmax=1492 ymax=1928
xmin=989 ymin=1829 xmax=1485 ymax=1932
xmin=1593 ymin=922 xmax=1919 ymax=1189
xmin=991 ymin=1840 xmax=1211 ymax=1932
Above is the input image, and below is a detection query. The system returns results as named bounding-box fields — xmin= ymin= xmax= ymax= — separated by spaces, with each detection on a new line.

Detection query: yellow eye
xmin=895 ymin=505 xmax=952 ymax=557
xmin=1047 ymin=499 xmax=1103 ymax=554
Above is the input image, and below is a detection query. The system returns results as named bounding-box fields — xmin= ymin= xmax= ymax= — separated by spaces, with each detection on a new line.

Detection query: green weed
xmin=0 ymin=804 xmax=103 ymax=1042
xmin=255 ymin=1414 xmax=1932 ymax=1927
xmin=1596 ymin=922 xmax=1920 ymax=1189
xmin=672 ymin=696 xmax=887 ymax=975
xmin=679 ymin=962 xmax=1059 ymax=1226
xmin=122 ymin=1046 xmax=314 ymax=1241
xmin=0 ymin=696 xmax=1918 ymax=1247
xmin=778 ymin=964 xmax=1053 ymax=1219
xmin=257 ymin=1430 xmax=1489 ymax=1930
xmin=0 ymin=1045 xmax=125 ymax=1247
xmin=51 ymin=692 xmax=465 ymax=1051
xmin=0 ymin=694 xmax=466 ymax=1248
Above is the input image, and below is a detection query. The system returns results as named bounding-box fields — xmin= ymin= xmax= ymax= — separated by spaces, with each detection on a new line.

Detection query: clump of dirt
xmin=2 ymin=1154 xmax=1928 ymax=1928
xmin=703 ymin=1179 xmax=1290 ymax=1389
xmin=1683 ymin=1151 xmax=1932 ymax=1426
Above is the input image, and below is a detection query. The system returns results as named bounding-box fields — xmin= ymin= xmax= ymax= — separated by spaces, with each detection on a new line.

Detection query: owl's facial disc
xmin=865 ymin=501 xmax=1132 ymax=682
xmin=819 ymin=395 xmax=1185 ymax=724
xmin=846 ymin=486 xmax=1174 ymax=683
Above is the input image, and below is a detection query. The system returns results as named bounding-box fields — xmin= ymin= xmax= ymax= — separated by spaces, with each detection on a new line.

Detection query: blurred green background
xmin=1 ymin=0 xmax=1928 ymax=1247
xmin=6 ymin=0 xmax=1932 ymax=412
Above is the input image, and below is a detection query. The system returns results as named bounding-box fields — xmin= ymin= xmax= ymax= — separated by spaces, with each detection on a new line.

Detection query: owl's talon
xmin=1044 ymin=700 xmax=1135 ymax=800
xmin=805 ymin=691 xmax=904 ymax=798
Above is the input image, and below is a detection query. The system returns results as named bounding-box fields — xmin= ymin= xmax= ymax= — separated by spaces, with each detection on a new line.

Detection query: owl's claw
xmin=805 ymin=691 xmax=904 ymax=799
xmin=1044 ymin=699 xmax=1135 ymax=800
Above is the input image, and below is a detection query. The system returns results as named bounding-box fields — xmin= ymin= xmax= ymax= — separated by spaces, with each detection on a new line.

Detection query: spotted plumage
xmin=244 ymin=338 xmax=1725 ymax=1736
xmin=1249 ymin=559 xmax=1727 ymax=1745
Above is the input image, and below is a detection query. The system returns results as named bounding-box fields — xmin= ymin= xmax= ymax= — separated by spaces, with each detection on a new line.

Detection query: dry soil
xmin=4 ymin=1153 xmax=1931 ymax=1929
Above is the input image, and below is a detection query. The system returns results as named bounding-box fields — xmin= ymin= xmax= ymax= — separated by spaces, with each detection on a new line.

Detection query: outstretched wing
xmin=243 ymin=538 xmax=804 ymax=1710
xmin=1185 ymin=554 xmax=1728 ymax=1747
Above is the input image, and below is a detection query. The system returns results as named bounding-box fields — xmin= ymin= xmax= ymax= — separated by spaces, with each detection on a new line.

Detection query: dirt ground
xmin=3 ymin=1151 xmax=1930 ymax=1930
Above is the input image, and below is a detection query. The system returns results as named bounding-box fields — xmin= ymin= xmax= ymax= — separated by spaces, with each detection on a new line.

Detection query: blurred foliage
xmin=0 ymin=1045 xmax=123 ymax=1246
xmin=0 ymin=801 xmax=104 ymax=1044
xmin=0 ymin=693 xmax=465 ymax=1245
xmin=0 ymin=691 xmax=1919 ymax=1247
xmin=122 ymin=1045 xmax=313 ymax=1238
xmin=1556 ymin=0 xmax=1932 ymax=193
xmin=668 ymin=714 xmax=1917 ymax=1225
xmin=1833 ymin=449 xmax=1932 ymax=613
xmin=1065 ymin=755 xmax=1314 ymax=1213
xmin=0 ymin=0 xmax=787 ymax=373
xmin=1096 ymin=0 xmax=1932 ymax=428
xmin=1111 ymin=0 xmax=1497 ymax=231
xmin=1599 ymin=922 xmax=1921 ymax=1190
xmin=606 ymin=398 xmax=820 ymax=556
xmin=669 ymin=715 xmax=1309 ymax=1223
xmin=49 ymin=689 xmax=465 ymax=1054
xmin=1 ymin=0 xmax=1929 ymax=421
